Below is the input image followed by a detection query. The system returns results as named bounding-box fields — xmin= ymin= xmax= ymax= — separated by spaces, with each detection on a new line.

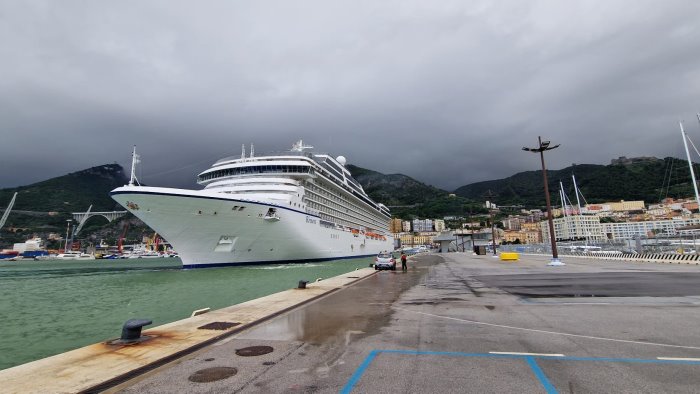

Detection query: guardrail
xmin=527 ymin=251 xmax=700 ymax=265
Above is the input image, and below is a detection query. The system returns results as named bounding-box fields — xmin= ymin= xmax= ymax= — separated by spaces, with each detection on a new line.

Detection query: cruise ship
xmin=110 ymin=141 xmax=393 ymax=268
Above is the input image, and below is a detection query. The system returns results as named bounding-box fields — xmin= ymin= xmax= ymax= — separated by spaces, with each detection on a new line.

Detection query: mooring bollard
xmin=121 ymin=319 xmax=153 ymax=342
xmin=298 ymin=280 xmax=309 ymax=289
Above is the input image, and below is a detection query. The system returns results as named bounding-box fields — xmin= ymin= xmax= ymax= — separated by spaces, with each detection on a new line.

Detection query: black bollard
xmin=121 ymin=319 xmax=153 ymax=341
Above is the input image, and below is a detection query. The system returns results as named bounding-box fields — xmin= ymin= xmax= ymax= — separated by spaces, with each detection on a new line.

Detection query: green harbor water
xmin=0 ymin=256 xmax=372 ymax=370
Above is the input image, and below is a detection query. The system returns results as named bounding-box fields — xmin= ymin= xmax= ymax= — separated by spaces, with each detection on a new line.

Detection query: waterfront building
xmin=434 ymin=219 xmax=446 ymax=232
xmin=399 ymin=232 xmax=437 ymax=246
xmin=540 ymin=215 xmax=606 ymax=242
xmin=600 ymin=217 xmax=700 ymax=240
xmin=412 ymin=219 xmax=434 ymax=232
xmin=503 ymin=230 xmax=524 ymax=244
xmin=402 ymin=220 xmax=412 ymax=232
xmin=390 ymin=218 xmax=403 ymax=233
xmin=541 ymin=215 xmax=700 ymax=241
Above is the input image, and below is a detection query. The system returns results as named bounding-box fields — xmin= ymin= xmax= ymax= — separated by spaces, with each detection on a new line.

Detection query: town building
xmin=434 ymin=219 xmax=446 ymax=232
xmin=540 ymin=215 xmax=606 ymax=242
xmin=412 ymin=219 xmax=434 ymax=232
xmin=600 ymin=217 xmax=700 ymax=240
xmin=402 ymin=220 xmax=412 ymax=232
xmin=502 ymin=216 xmax=525 ymax=231
xmin=390 ymin=218 xmax=403 ymax=233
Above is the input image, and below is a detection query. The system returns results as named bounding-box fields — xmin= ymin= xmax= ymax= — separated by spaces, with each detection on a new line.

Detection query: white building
xmin=434 ymin=219 xmax=446 ymax=232
xmin=600 ymin=217 xmax=700 ymax=240
xmin=540 ymin=215 xmax=606 ymax=242
xmin=541 ymin=216 xmax=700 ymax=241
xmin=412 ymin=219 xmax=434 ymax=232
xmin=402 ymin=220 xmax=412 ymax=232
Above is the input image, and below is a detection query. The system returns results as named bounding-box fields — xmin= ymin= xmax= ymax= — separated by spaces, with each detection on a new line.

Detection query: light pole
xmin=523 ymin=137 xmax=564 ymax=266
xmin=484 ymin=190 xmax=498 ymax=256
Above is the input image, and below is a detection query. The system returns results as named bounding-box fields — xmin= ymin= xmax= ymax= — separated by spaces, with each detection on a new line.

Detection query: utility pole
xmin=484 ymin=190 xmax=498 ymax=256
xmin=523 ymin=137 xmax=564 ymax=266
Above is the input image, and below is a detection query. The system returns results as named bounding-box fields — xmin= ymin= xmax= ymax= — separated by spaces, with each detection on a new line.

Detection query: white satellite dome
xmin=336 ymin=156 xmax=347 ymax=166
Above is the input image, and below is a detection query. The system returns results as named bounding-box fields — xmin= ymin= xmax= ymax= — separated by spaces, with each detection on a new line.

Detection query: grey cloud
xmin=1 ymin=0 xmax=700 ymax=191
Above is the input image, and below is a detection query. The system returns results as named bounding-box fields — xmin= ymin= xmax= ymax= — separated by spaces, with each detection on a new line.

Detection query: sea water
xmin=0 ymin=257 xmax=372 ymax=370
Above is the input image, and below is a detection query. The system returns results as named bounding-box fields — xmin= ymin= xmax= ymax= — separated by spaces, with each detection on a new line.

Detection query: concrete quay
xmin=7 ymin=253 xmax=700 ymax=393
xmin=113 ymin=253 xmax=700 ymax=393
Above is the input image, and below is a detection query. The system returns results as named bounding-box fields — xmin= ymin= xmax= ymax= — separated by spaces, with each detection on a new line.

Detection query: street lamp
xmin=523 ymin=136 xmax=564 ymax=266
xmin=484 ymin=190 xmax=498 ymax=257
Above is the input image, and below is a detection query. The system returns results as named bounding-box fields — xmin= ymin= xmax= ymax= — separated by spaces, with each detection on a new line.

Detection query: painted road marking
xmin=490 ymin=351 xmax=565 ymax=357
xmin=657 ymin=357 xmax=700 ymax=361
xmin=341 ymin=350 xmax=700 ymax=394
xmin=394 ymin=306 xmax=700 ymax=350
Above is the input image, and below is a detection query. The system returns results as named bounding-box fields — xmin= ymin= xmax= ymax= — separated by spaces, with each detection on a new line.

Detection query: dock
xmin=5 ymin=253 xmax=700 ymax=393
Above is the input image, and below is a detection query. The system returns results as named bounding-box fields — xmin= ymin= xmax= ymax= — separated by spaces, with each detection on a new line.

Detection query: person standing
xmin=401 ymin=253 xmax=407 ymax=271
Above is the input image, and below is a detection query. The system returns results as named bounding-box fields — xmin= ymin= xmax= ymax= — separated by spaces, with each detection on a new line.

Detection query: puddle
xmin=237 ymin=255 xmax=443 ymax=343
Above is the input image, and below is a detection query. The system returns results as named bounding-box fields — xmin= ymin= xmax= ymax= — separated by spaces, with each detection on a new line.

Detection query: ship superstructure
xmin=110 ymin=141 xmax=392 ymax=268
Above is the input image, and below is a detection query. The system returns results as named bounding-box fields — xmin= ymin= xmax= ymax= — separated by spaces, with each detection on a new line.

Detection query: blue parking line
xmin=341 ymin=350 xmax=700 ymax=393
xmin=340 ymin=350 xmax=378 ymax=394
xmin=526 ymin=356 xmax=558 ymax=394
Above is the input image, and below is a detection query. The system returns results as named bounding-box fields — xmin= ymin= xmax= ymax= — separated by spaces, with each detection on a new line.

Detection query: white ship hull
xmin=111 ymin=186 xmax=393 ymax=268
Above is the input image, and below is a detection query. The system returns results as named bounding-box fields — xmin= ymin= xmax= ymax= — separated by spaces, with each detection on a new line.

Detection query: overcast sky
xmin=2 ymin=0 xmax=700 ymax=191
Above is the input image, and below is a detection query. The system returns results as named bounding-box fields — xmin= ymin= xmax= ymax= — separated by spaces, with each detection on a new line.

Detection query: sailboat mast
xmin=559 ymin=182 xmax=567 ymax=218
xmin=572 ymin=174 xmax=582 ymax=214
xmin=680 ymin=121 xmax=700 ymax=210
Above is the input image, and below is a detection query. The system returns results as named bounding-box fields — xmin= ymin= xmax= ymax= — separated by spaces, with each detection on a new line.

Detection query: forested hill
xmin=0 ymin=164 xmax=128 ymax=212
xmin=346 ymin=164 xmax=483 ymax=218
xmin=454 ymin=157 xmax=697 ymax=207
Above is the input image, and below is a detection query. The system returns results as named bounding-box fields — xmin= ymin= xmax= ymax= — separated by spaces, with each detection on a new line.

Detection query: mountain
xmin=347 ymin=164 xmax=483 ymax=218
xmin=0 ymin=164 xmax=138 ymax=248
xmin=454 ymin=157 xmax=697 ymax=207
xmin=0 ymin=164 xmax=128 ymax=212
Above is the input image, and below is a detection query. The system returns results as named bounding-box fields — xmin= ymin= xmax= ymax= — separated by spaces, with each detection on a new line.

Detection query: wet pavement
xmin=114 ymin=253 xmax=700 ymax=393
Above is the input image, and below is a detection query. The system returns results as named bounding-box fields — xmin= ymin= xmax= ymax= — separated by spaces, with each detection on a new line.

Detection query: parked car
xmin=374 ymin=252 xmax=396 ymax=270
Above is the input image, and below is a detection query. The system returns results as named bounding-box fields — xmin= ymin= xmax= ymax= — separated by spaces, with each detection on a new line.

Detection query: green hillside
xmin=454 ymin=157 xmax=697 ymax=207
xmin=347 ymin=164 xmax=484 ymax=218
xmin=0 ymin=164 xmax=148 ymax=248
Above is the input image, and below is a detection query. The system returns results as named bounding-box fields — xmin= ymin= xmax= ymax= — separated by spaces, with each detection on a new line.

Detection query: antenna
xmin=241 ymin=144 xmax=246 ymax=161
xmin=128 ymin=146 xmax=140 ymax=186
xmin=291 ymin=140 xmax=314 ymax=152
xmin=250 ymin=143 xmax=255 ymax=158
